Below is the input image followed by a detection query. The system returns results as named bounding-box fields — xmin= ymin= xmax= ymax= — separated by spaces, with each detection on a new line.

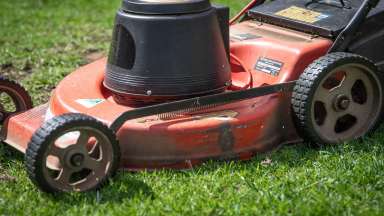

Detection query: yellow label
xmin=275 ymin=6 xmax=328 ymax=23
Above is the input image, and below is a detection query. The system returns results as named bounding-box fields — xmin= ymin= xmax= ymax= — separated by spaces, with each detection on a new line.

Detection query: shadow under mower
xmin=1 ymin=0 xmax=384 ymax=193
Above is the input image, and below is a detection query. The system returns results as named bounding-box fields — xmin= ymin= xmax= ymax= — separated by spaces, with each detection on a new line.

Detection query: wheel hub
xmin=70 ymin=153 xmax=85 ymax=167
xmin=333 ymin=94 xmax=350 ymax=111
xmin=64 ymin=149 xmax=86 ymax=169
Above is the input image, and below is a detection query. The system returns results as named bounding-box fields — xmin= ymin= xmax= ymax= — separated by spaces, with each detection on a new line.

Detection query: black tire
xmin=25 ymin=113 xmax=121 ymax=193
xmin=291 ymin=52 xmax=384 ymax=146
xmin=0 ymin=76 xmax=33 ymax=125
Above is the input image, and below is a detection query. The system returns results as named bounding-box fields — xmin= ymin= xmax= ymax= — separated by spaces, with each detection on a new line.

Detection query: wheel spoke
xmin=73 ymin=131 xmax=91 ymax=154
xmin=76 ymin=131 xmax=89 ymax=145
xmin=341 ymin=67 xmax=364 ymax=97
xmin=348 ymin=102 xmax=369 ymax=121
xmin=55 ymin=168 xmax=73 ymax=185
xmin=83 ymin=155 xmax=103 ymax=171
xmin=318 ymin=112 xmax=342 ymax=137
xmin=49 ymin=145 xmax=66 ymax=159
xmin=315 ymin=86 xmax=329 ymax=102
xmin=358 ymin=73 xmax=375 ymax=97
xmin=314 ymin=86 xmax=342 ymax=116
xmin=315 ymin=86 xmax=338 ymax=106
xmin=320 ymin=120 xmax=336 ymax=136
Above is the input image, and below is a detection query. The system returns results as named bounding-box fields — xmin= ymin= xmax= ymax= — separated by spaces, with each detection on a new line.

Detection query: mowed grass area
xmin=1 ymin=0 xmax=384 ymax=215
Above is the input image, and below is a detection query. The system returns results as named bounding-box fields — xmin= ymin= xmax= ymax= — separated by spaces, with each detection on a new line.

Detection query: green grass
xmin=1 ymin=0 xmax=384 ymax=215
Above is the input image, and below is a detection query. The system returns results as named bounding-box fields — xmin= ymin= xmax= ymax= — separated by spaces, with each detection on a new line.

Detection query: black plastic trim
xmin=122 ymin=0 xmax=211 ymax=15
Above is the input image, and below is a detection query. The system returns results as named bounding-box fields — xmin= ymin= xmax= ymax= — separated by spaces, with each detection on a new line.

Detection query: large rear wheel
xmin=292 ymin=52 xmax=384 ymax=145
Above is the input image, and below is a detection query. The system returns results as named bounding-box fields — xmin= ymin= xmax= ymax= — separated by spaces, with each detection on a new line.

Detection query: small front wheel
xmin=25 ymin=113 xmax=121 ymax=193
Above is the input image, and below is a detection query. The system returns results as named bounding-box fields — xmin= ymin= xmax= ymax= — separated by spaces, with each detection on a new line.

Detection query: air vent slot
xmin=108 ymin=24 xmax=136 ymax=70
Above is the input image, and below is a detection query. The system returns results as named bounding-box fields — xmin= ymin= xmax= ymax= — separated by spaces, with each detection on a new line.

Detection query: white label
xmin=76 ymin=99 xmax=105 ymax=108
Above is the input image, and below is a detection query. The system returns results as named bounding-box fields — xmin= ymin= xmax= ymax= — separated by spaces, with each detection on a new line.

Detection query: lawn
xmin=1 ymin=0 xmax=384 ymax=215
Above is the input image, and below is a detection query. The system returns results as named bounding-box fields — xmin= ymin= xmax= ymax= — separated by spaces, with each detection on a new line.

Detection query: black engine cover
xmin=105 ymin=0 xmax=231 ymax=104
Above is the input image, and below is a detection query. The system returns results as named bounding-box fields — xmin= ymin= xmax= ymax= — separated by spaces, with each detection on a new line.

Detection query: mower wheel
xmin=0 ymin=76 xmax=33 ymax=125
xmin=25 ymin=113 xmax=121 ymax=193
xmin=292 ymin=52 xmax=384 ymax=146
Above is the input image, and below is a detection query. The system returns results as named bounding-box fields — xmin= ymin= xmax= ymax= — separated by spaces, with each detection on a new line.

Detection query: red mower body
xmin=3 ymin=21 xmax=332 ymax=170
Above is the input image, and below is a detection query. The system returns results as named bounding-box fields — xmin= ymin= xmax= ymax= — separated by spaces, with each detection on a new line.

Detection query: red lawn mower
xmin=1 ymin=0 xmax=384 ymax=193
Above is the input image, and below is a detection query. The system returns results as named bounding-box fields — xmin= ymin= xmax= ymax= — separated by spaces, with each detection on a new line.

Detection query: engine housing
xmin=105 ymin=0 xmax=231 ymax=105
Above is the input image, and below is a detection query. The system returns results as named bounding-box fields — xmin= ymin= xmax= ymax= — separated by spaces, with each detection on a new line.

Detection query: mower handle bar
xmin=328 ymin=0 xmax=380 ymax=52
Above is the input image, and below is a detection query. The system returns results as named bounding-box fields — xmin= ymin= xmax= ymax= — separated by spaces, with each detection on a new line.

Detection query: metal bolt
xmin=333 ymin=95 xmax=350 ymax=111
xmin=146 ymin=90 xmax=152 ymax=96
xmin=339 ymin=99 xmax=350 ymax=110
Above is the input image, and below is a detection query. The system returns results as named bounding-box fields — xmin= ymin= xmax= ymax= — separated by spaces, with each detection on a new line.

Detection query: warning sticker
xmin=76 ymin=99 xmax=105 ymax=108
xmin=255 ymin=58 xmax=284 ymax=76
xmin=275 ymin=6 xmax=329 ymax=23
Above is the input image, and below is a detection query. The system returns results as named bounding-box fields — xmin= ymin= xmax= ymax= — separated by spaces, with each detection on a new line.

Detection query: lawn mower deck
xmin=1 ymin=0 xmax=384 ymax=193
xmin=4 ymin=20 xmax=332 ymax=169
